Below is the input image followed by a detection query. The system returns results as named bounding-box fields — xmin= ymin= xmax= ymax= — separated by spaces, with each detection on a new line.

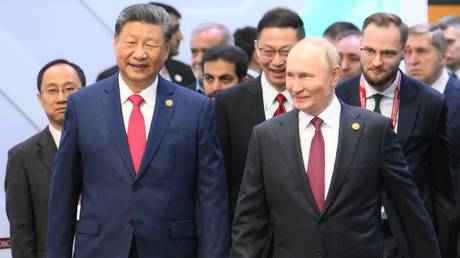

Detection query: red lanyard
xmin=358 ymin=72 xmax=401 ymax=129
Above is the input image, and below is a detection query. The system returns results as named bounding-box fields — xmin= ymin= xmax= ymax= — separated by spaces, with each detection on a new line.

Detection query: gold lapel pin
xmin=352 ymin=122 xmax=360 ymax=131
xmin=174 ymin=74 xmax=183 ymax=82
xmin=165 ymin=99 xmax=173 ymax=107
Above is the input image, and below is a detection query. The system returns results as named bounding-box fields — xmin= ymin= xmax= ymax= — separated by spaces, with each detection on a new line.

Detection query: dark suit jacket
xmin=444 ymin=75 xmax=460 ymax=171
xmin=336 ymin=73 xmax=455 ymax=210
xmin=47 ymin=75 xmax=229 ymax=258
xmin=214 ymin=76 xmax=265 ymax=216
xmin=231 ymin=104 xmax=441 ymax=258
xmin=5 ymin=127 xmax=57 ymax=258
xmin=96 ymin=59 xmax=195 ymax=90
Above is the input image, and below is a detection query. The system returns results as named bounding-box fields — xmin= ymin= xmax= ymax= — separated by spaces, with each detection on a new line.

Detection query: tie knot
xmin=373 ymin=93 xmax=384 ymax=103
xmin=275 ymin=93 xmax=286 ymax=104
xmin=310 ymin=116 xmax=323 ymax=129
xmin=129 ymin=94 xmax=144 ymax=107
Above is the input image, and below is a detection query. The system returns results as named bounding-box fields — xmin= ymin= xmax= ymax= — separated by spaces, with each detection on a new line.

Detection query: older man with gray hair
xmin=190 ymin=22 xmax=233 ymax=93
xmin=47 ymin=4 xmax=229 ymax=258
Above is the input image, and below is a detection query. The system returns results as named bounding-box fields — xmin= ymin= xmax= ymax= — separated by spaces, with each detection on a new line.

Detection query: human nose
xmin=371 ymin=53 xmax=383 ymax=67
xmin=133 ymin=44 xmax=147 ymax=59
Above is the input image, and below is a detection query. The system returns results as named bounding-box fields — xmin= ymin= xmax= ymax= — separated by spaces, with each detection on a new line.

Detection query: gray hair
xmin=409 ymin=24 xmax=447 ymax=54
xmin=437 ymin=16 xmax=460 ymax=31
xmin=115 ymin=3 xmax=172 ymax=42
xmin=192 ymin=22 xmax=234 ymax=45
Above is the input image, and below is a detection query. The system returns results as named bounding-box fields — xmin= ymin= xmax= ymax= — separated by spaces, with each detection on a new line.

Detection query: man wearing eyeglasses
xmin=5 ymin=59 xmax=85 ymax=258
xmin=336 ymin=12 xmax=454 ymax=258
xmin=214 ymin=8 xmax=304 ymax=224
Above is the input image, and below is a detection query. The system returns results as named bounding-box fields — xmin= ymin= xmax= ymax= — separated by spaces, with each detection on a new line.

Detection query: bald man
xmin=230 ymin=38 xmax=440 ymax=258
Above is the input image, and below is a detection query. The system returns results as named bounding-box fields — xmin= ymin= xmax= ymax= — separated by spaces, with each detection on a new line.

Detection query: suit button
xmin=317 ymin=250 xmax=322 ymax=256
xmin=129 ymin=219 xmax=134 ymax=226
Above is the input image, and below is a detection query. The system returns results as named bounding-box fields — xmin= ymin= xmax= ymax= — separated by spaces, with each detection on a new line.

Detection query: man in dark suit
xmin=214 ymin=7 xmax=305 ymax=217
xmin=5 ymin=59 xmax=86 ymax=258
xmin=96 ymin=2 xmax=195 ymax=88
xmin=335 ymin=13 xmax=455 ymax=258
xmin=231 ymin=37 xmax=441 ymax=258
xmin=47 ymin=4 xmax=228 ymax=258
xmin=234 ymin=26 xmax=261 ymax=79
xmin=405 ymin=23 xmax=460 ymax=171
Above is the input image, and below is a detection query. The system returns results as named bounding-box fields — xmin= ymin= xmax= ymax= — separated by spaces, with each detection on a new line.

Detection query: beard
xmin=361 ymin=63 xmax=400 ymax=91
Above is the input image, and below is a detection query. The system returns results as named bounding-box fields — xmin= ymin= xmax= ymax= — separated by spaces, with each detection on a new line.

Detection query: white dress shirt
xmin=48 ymin=124 xmax=62 ymax=149
xmin=363 ymin=71 xmax=400 ymax=131
xmin=119 ymin=74 xmax=157 ymax=137
xmin=298 ymin=95 xmax=341 ymax=198
xmin=431 ymin=69 xmax=449 ymax=94
xmin=261 ymin=72 xmax=293 ymax=120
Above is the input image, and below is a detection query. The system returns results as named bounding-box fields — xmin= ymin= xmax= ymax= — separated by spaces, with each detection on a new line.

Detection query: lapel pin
xmin=165 ymin=99 xmax=173 ymax=107
xmin=352 ymin=122 xmax=360 ymax=131
xmin=174 ymin=74 xmax=183 ymax=82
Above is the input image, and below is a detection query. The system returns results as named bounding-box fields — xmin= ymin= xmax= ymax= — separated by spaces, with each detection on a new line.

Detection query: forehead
xmin=204 ymin=59 xmax=237 ymax=75
xmin=362 ymin=23 xmax=402 ymax=50
xmin=407 ymin=33 xmax=433 ymax=48
xmin=119 ymin=21 xmax=164 ymax=40
xmin=443 ymin=26 xmax=460 ymax=39
xmin=336 ymin=35 xmax=361 ymax=53
xmin=287 ymin=46 xmax=328 ymax=72
xmin=258 ymin=27 xmax=299 ymax=46
xmin=42 ymin=64 xmax=79 ymax=82
xmin=191 ymin=29 xmax=223 ymax=48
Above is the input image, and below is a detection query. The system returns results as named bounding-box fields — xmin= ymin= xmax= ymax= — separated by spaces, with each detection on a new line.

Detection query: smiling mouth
xmin=130 ymin=63 xmax=148 ymax=70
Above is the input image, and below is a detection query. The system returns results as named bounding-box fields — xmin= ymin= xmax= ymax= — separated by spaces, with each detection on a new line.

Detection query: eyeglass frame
xmin=40 ymin=85 xmax=80 ymax=96
xmin=257 ymin=46 xmax=293 ymax=60
xmin=359 ymin=46 xmax=403 ymax=60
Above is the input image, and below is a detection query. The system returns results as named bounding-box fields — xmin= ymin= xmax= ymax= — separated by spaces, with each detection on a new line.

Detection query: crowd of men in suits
xmin=4 ymin=2 xmax=460 ymax=258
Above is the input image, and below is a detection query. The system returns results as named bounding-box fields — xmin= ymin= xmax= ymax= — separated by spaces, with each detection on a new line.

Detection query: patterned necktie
xmin=127 ymin=95 xmax=146 ymax=174
xmin=307 ymin=116 xmax=325 ymax=211
xmin=373 ymin=94 xmax=384 ymax=114
xmin=273 ymin=93 xmax=286 ymax=116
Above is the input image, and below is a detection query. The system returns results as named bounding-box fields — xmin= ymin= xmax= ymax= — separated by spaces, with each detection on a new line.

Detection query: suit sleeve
xmin=5 ymin=149 xmax=36 ymax=258
xmin=230 ymin=127 xmax=270 ymax=258
xmin=197 ymin=98 xmax=230 ymax=258
xmin=213 ymin=94 xmax=232 ymax=205
xmin=47 ymin=96 xmax=82 ymax=258
xmin=381 ymin=120 xmax=442 ymax=258
xmin=429 ymin=101 xmax=456 ymax=205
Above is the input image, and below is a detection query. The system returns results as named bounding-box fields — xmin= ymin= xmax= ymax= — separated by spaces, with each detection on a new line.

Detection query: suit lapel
xmin=243 ymin=77 xmax=266 ymax=125
xmin=37 ymin=127 xmax=57 ymax=173
xmin=444 ymin=76 xmax=460 ymax=123
xmin=136 ymin=76 xmax=175 ymax=178
xmin=101 ymin=76 xmax=136 ymax=177
xmin=321 ymin=103 xmax=364 ymax=216
xmin=343 ymin=77 xmax=361 ymax=106
xmin=396 ymin=75 xmax=420 ymax=147
xmin=276 ymin=110 xmax=319 ymax=214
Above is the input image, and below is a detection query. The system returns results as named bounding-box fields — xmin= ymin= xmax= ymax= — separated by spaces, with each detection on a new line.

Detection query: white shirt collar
xmin=298 ymin=95 xmax=341 ymax=130
xmin=48 ymin=124 xmax=61 ymax=148
xmin=364 ymin=71 xmax=400 ymax=98
xmin=261 ymin=71 xmax=292 ymax=105
xmin=431 ymin=68 xmax=450 ymax=94
xmin=118 ymin=74 xmax=157 ymax=107
xmin=247 ymin=69 xmax=260 ymax=78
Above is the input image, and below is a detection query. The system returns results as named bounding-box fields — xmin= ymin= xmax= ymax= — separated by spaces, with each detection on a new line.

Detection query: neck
xmin=248 ymin=62 xmax=261 ymax=73
xmin=50 ymin=122 xmax=62 ymax=132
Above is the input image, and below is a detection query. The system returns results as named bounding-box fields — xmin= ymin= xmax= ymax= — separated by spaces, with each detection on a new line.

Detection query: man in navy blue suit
xmin=47 ymin=4 xmax=229 ymax=258
xmin=335 ymin=13 xmax=455 ymax=258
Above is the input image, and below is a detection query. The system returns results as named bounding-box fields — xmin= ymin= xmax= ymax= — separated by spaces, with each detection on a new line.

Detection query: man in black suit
xmin=231 ymin=37 xmax=441 ymax=258
xmin=214 ymin=7 xmax=305 ymax=217
xmin=437 ymin=16 xmax=460 ymax=78
xmin=5 ymin=59 xmax=85 ymax=258
xmin=96 ymin=2 xmax=195 ymax=88
xmin=335 ymin=13 xmax=455 ymax=258
xmin=234 ymin=26 xmax=261 ymax=79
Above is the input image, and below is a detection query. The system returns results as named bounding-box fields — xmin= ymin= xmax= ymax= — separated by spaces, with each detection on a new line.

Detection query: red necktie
xmin=273 ymin=93 xmax=286 ymax=116
xmin=307 ymin=116 xmax=325 ymax=211
xmin=127 ymin=95 xmax=146 ymax=174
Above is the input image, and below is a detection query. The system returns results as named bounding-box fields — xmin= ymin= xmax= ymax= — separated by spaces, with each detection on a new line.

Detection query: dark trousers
xmin=382 ymin=220 xmax=405 ymax=258
xmin=129 ymin=236 xmax=138 ymax=258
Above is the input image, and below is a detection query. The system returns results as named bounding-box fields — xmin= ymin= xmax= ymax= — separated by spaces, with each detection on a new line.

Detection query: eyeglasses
xmin=41 ymin=86 xmax=79 ymax=96
xmin=360 ymin=47 xmax=401 ymax=60
xmin=258 ymin=47 xmax=292 ymax=60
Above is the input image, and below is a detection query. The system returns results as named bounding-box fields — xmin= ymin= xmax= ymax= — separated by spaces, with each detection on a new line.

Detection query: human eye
xmin=261 ymin=49 xmax=275 ymax=58
xmin=221 ymin=75 xmax=234 ymax=83
xmin=381 ymin=50 xmax=398 ymax=58
xmin=280 ymin=49 xmax=291 ymax=57
xmin=204 ymin=75 xmax=214 ymax=82
xmin=45 ymin=88 xmax=58 ymax=95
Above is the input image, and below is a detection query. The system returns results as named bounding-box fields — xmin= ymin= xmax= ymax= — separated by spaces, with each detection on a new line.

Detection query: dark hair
xmin=202 ymin=44 xmax=249 ymax=80
xmin=257 ymin=7 xmax=305 ymax=40
xmin=115 ymin=3 xmax=172 ymax=42
xmin=37 ymin=59 xmax=86 ymax=92
xmin=323 ymin=22 xmax=360 ymax=42
xmin=363 ymin=12 xmax=409 ymax=48
xmin=149 ymin=2 xmax=181 ymax=18
xmin=336 ymin=29 xmax=361 ymax=43
xmin=234 ymin=26 xmax=257 ymax=60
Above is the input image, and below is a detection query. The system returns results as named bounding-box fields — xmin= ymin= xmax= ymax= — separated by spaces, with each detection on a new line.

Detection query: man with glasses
xmin=336 ymin=12 xmax=454 ymax=258
xmin=214 ymin=8 xmax=304 ymax=223
xmin=5 ymin=59 xmax=85 ymax=258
